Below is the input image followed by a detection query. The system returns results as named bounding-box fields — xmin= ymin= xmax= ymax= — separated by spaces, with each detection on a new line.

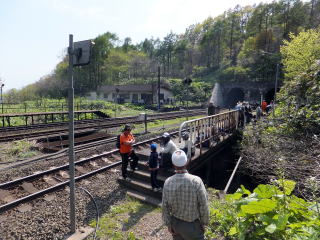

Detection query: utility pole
xmin=273 ymin=63 xmax=279 ymax=117
xmin=0 ymin=83 xmax=4 ymax=114
xmin=158 ymin=66 xmax=161 ymax=111
xmin=183 ymin=78 xmax=192 ymax=120
xmin=115 ymin=88 xmax=119 ymax=117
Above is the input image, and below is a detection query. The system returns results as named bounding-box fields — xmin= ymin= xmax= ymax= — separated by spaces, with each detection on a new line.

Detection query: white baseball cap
xmin=172 ymin=150 xmax=187 ymax=167
xmin=162 ymin=132 xmax=170 ymax=138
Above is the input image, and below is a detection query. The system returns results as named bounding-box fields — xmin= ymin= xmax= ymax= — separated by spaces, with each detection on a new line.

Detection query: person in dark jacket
xmin=148 ymin=143 xmax=161 ymax=191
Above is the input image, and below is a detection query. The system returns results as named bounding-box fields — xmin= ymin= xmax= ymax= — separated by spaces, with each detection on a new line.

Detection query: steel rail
xmin=0 ymin=161 xmax=121 ymax=213
xmin=0 ymin=109 xmax=204 ymax=132
xmin=0 ymin=110 xmax=205 ymax=141
xmin=0 ymin=131 xmax=180 ymax=212
xmin=0 ymin=115 xmax=188 ymax=171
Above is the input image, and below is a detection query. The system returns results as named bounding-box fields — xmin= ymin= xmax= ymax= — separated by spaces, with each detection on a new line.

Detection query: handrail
xmin=179 ymin=110 xmax=239 ymax=161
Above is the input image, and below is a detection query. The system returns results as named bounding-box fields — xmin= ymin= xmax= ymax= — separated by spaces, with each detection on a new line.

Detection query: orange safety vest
xmin=120 ymin=133 xmax=135 ymax=154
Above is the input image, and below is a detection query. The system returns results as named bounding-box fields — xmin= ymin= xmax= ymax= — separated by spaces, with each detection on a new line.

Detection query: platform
xmin=0 ymin=110 xmax=109 ymax=127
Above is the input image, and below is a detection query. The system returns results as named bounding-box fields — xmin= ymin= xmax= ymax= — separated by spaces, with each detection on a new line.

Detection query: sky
xmin=0 ymin=0 xmax=275 ymax=91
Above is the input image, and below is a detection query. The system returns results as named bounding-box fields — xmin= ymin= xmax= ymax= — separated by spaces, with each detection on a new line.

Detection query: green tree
xmin=279 ymin=29 xmax=320 ymax=134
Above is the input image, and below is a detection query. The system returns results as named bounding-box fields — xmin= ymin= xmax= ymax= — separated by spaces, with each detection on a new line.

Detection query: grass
xmin=0 ymin=140 xmax=42 ymax=163
xmin=90 ymin=197 xmax=160 ymax=240
xmin=131 ymin=115 xmax=206 ymax=135
xmin=106 ymin=114 xmax=206 ymax=137
xmin=0 ymin=98 xmax=157 ymax=126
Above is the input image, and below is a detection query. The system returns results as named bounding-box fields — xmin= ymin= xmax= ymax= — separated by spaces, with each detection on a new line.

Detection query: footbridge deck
xmin=118 ymin=110 xmax=240 ymax=206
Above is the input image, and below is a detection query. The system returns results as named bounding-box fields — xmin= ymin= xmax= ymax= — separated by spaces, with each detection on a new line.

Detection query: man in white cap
xmin=162 ymin=150 xmax=209 ymax=240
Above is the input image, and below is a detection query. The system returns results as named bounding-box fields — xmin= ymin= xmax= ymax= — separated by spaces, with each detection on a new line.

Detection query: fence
xmin=0 ymin=101 xmax=100 ymax=114
xmin=179 ymin=110 xmax=239 ymax=160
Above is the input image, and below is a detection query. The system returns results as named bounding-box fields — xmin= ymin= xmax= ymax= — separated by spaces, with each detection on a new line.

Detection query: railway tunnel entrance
xmin=264 ymin=88 xmax=280 ymax=104
xmin=224 ymin=88 xmax=245 ymax=109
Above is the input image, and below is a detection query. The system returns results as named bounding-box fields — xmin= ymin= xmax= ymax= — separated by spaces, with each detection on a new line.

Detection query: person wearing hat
xmin=119 ymin=125 xmax=139 ymax=180
xmin=181 ymin=132 xmax=195 ymax=157
xmin=160 ymin=132 xmax=178 ymax=168
xmin=148 ymin=143 xmax=161 ymax=191
xmin=162 ymin=150 xmax=209 ymax=240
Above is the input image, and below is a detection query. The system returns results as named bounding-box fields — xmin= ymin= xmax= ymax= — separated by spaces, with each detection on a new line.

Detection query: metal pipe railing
xmin=179 ymin=110 xmax=239 ymax=161
xmin=224 ymin=156 xmax=242 ymax=194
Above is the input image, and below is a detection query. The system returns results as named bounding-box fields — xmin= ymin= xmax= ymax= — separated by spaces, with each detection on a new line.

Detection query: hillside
xmin=6 ymin=0 xmax=320 ymax=102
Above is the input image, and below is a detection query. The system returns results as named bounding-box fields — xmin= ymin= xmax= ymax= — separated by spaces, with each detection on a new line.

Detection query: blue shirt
xmin=149 ymin=151 xmax=159 ymax=169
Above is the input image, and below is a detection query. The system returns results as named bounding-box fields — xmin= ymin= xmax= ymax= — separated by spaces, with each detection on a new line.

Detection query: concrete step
xmin=127 ymin=189 xmax=162 ymax=207
xmin=135 ymin=162 xmax=174 ymax=177
xmin=135 ymin=152 xmax=149 ymax=161
xmin=118 ymin=178 xmax=162 ymax=199
xmin=129 ymin=169 xmax=168 ymax=186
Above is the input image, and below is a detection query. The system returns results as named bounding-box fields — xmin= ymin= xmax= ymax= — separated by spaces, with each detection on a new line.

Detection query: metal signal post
xmin=68 ymin=34 xmax=76 ymax=234
xmin=67 ymin=34 xmax=93 ymax=234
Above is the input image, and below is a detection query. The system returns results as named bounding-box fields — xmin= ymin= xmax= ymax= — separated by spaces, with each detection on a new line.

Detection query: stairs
xmin=117 ymin=152 xmax=175 ymax=207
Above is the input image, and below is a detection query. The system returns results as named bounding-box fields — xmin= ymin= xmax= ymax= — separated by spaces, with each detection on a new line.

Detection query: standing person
xmin=207 ymin=102 xmax=216 ymax=116
xmin=261 ymin=100 xmax=267 ymax=113
xmin=160 ymin=132 xmax=178 ymax=168
xmin=181 ymin=132 xmax=195 ymax=157
xmin=148 ymin=143 xmax=161 ymax=191
xmin=162 ymin=150 xmax=209 ymax=240
xmin=256 ymin=104 xmax=262 ymax=120
xmin=119 ymin=125 xmax=139 ymax=181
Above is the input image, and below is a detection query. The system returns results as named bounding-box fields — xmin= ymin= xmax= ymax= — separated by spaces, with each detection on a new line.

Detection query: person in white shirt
xmin=160 ymin=132 xmax=178 ymax=168
xmin=181 ymin=132 xmax=195 ymax=157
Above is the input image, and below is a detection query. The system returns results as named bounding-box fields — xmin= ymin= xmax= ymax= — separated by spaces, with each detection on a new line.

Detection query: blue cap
xmin=150 ymin=144 xmax=157 ymax=150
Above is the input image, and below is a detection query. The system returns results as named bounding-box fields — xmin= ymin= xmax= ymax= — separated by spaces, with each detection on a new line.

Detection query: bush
xmin=206 ymin=180 xmax=320 ymax=240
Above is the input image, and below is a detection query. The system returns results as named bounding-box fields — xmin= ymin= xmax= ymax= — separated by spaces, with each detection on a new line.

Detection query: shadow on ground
xmin=121 ymin=203 xmax=155 ymax=231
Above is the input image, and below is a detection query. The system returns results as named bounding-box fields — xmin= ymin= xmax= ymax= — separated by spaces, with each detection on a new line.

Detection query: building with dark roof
xmin=87 ymin=83 xmax=173 ymax=104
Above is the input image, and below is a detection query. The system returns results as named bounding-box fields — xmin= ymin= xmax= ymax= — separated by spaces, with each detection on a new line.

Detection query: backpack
xmin=116 ymin=134 xmax=121 ymax=149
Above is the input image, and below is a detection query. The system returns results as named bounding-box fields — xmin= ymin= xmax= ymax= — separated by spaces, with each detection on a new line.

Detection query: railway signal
xmin=68 ymin=35 xmax=93 ymax=234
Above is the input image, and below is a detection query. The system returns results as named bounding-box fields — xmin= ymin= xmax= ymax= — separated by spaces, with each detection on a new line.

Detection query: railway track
xmin=0 ymin=109 xmax=206 ymax=142
xmin=0 ymin=132 xmax=179 ymax=213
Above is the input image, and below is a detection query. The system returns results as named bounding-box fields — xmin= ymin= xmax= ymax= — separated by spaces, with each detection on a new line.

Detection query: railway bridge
xmin=119 ymin=110 xmax=240 ymax=206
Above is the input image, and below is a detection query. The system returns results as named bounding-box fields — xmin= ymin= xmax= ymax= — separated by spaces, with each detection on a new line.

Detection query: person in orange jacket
xmin=120 ymin=125 xmax=139 ymax=180
xmin=261 ymin=100 xmax=267 ymax=113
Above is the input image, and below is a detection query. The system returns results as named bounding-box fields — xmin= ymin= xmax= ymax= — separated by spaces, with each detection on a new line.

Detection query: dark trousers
xmin=161 ymin=153 xmax=172 ymax=168
xmin=121 ymin=151 xmax=139 ymax=179
xmin=150 ymin=170 xmax=160 ymax=188
xmin=182 ymin=147 xmax=195 ymax=157
xmin=171 ymin=216 xmax=204 ymax=240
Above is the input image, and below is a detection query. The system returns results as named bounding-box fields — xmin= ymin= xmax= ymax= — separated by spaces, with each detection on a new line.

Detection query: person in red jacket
xmin=261 ymin=100 xmax=267 ymax=113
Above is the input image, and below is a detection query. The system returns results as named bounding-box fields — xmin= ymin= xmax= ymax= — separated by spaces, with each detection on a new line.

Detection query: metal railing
xmin=179 ymin=110 xmax=239 ymax=161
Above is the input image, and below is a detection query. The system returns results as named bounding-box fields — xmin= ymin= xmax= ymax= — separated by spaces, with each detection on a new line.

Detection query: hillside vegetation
xmin=241 ymin=29 xmax=320 ymax=187
xmin=6 ymin=0 xmax=320 ymax=102
xmin=206 ymin=28 xmax=320 ymax=240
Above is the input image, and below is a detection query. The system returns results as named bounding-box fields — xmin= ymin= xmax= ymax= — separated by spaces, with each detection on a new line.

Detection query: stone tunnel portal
xmin=264 ymin=88 xmax=281 ymax=104
xmin=225 ymin=88 xmax=245 ymax=108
